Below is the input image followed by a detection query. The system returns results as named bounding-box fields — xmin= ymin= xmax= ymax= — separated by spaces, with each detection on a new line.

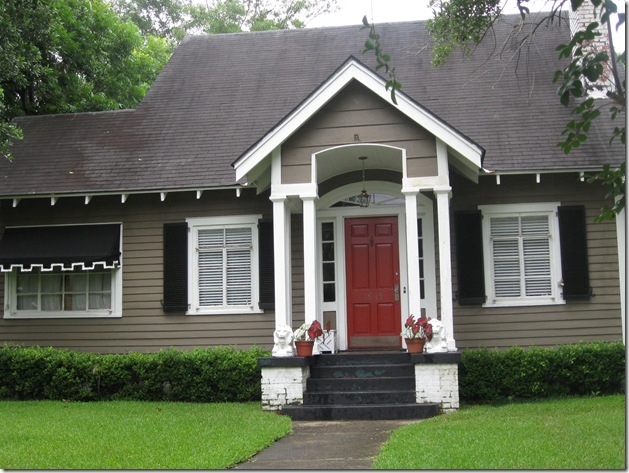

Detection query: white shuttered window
xmin=188 ymin=216 xmax=261 ymax=314
xmin=480 ymin=203 xmax=564 ymax=307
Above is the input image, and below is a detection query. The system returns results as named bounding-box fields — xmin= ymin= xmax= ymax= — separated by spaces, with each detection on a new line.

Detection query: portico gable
xmin=233 ymin=59 xmax=484 ymax=352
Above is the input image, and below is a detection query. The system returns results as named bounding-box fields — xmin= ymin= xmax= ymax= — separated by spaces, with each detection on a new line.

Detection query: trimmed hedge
xmin=0 ymin=345 xmax=270 ymax=402
xmin=1 ymin=342 xmax=624 ymax=404
xmin=459 ymin=342 xmax=625 ymax=403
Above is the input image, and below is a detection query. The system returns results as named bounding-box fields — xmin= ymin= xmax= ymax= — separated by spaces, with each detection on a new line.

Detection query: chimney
xmin=569 ymin=5 xmax=615 ymax=98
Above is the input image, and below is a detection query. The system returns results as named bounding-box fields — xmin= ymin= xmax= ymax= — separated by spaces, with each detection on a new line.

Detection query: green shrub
xmin=459 ymin=342 xmax=625 ymax=403
xmin=0 ymin=345 xmax=270 ymax=402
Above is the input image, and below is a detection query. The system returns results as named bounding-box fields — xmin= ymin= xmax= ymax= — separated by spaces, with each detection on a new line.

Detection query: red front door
xmin=345 ymin=216 xmax=401 ymax=349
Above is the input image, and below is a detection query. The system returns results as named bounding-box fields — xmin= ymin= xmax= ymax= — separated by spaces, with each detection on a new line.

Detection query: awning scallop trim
xmin=0 ymin=224 xmax=121 ymax=272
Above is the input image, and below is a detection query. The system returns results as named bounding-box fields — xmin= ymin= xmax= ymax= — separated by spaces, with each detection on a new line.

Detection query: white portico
xmin=233 ymin=58 xmax=484 ymax=351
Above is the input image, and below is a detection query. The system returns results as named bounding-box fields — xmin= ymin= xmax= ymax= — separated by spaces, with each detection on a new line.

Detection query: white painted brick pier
xmin=410 ymin=352 xmax=461 ymax=412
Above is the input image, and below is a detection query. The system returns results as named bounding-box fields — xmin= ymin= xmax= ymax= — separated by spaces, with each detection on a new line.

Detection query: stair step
xmin=307 ymin=376 xmax=415 ymax=392
xmin=310 ymin=363 xmax=414 ymax=379
xmin=304 ymin=390 xmax=416 ymax=405
xmin=281 ymin=403 xmax=440 ymax=421
xmin=315 ymin=353 xmax=411 ymax=366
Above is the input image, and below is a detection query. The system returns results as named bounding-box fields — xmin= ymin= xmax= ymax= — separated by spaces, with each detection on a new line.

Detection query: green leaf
xmin=560 ymin=91 xmax=570 ymax=106
xmin=570 ymin=0 xmax=585 ymax=10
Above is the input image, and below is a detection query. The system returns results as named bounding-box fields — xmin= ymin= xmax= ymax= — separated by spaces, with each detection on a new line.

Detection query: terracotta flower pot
xmin=295 ymin=340 xmax=315 ymax=357
xmin=405 ymin=338 xmax=426 ymax=354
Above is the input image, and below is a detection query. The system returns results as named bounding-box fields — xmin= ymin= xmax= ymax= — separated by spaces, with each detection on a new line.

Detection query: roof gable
xmin=233 ymin=57 xmax=484 ymax=182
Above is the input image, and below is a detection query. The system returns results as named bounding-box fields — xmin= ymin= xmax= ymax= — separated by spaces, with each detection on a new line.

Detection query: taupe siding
xmin=281 ymin=81 xmax=437 ymax=184
xmin=449 ymin=172 xmax=622 ymax=348
xmin=0 ymin=190 xmax=278 ymax=353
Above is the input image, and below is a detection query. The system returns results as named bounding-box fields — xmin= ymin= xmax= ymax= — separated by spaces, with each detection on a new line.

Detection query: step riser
xmin=316 ymin=353 xmax=410 ymax=366
xmin=307 ymin=377 xmax=415 ymax=392
xmin=304 ymin=391 xmax=416 ymax=405
xmin=310 ymin=364 xmax=414 ymax=379
xmin=282 ymin=404 xmax=440 ymax=421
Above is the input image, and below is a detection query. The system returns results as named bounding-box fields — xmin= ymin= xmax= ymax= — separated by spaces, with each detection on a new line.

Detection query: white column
xmin=403 ymin=190 xmax=421 ymax=318
xmin=271 ymin=196 xmax=292 ymax=329
xmin=435 ymin=187 xmax=456 ymax=351
xmin=302 ymin=196 xmax=318 ymax=326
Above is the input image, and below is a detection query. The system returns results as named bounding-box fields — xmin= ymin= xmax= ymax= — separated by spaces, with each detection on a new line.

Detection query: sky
xmin=306 ymin=0 xmax=625 ymax=50
xmin=307 ymin=0 xmax=431 ymax=27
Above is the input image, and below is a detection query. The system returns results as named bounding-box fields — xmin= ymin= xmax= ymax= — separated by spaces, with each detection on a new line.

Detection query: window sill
xmin=483 ymin=298 xmax=565 ymax=308
xmin=188 ymin=307 xmax=264 ymax=315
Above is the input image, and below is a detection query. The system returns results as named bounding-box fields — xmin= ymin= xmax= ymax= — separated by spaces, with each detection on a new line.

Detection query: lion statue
xmin=272 ymin=324 xmax=295 ymax=357
xmin=425 ymin=318 xmax=448 ymax=353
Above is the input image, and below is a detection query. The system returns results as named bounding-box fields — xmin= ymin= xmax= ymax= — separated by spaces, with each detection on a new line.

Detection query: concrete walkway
xmin=233 ymin=419 xmax=419 ymax=470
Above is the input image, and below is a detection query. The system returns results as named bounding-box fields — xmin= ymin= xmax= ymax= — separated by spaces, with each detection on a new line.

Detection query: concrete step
xmin=315 ymin=352 xmax=410 ymax=366
xmin=309 ymin=363 xmax=414 ymax=379
xmin=307 ymin=375 xmax=416 ymax=392
xmin=304 ymin=389 xmax=416 ymax=405
xmin=281 ymin=402 xmax=440 ymax=421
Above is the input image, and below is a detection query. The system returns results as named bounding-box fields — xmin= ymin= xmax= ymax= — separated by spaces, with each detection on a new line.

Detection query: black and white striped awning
xmin=0 ymin=224 xmax=121 ymax=272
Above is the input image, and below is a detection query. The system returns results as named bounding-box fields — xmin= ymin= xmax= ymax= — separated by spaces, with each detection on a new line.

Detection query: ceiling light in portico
xmin=358 ymin=156 xmax=370 ymax=208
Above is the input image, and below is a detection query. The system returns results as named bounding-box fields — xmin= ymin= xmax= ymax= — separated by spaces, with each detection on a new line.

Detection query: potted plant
xmin=293 ymin=320 xmax=323 ymax=356
xmin=401 ymin=315 xmax=433 ymax=353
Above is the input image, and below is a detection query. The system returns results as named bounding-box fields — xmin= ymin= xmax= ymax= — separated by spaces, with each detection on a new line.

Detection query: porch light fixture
xmin=357 ymin=156 xmax=370 ymax=208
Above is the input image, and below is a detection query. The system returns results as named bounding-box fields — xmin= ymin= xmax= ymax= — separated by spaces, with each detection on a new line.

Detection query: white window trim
xmin=479 ymin=202 xmax=565 ymax=308
xmin=187 ymin=215 xmax=263 ymax=315
xmin=318 ymin=219 xmax=337 ymax=313
xmin=3 ymin=224 xmax=123 ymax=319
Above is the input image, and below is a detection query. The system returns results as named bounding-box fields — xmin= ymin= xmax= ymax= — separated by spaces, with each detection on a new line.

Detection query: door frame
xmin=317 ymin=181 xmax=436 ymax=351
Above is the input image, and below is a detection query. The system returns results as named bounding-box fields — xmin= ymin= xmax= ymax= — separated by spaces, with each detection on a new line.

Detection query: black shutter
xmin=558 ymin=205 xmax=591 ymax=300
xmin=162 ymin=222 xmax=188 ymax=312
xmin=258 ymin=218 xmax=275 ymax=310
xmin=454 ymin=210 xmax=486 ymax=305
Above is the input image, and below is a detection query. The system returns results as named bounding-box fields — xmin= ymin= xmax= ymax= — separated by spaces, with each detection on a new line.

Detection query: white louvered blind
xmin=198 ymin=227 xmax=253 ymax=308
xmin=490 ymin=215 xmax=552 ymax=299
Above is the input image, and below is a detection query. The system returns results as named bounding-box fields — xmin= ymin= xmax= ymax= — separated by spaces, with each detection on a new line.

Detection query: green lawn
xmin=374 ymin=395 xmax=626 ymax=469
xmin=0 ymin=401 xmax=291 ymax=469
xmin=3 ymin=396 xmax=625 ymax=469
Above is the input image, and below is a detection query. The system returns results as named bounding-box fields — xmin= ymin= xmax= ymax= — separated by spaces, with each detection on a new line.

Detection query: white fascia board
xmin=233 ymin=59 xmax=484 ymax=182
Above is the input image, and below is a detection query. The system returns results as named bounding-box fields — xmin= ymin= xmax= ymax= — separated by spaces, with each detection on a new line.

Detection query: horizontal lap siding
xmin=450 ymin=172 xmax=622 ymax=349
xmin=0 ymin=190 xmax=279 ymax=353
xmin=281 ymin=81 xmax=436 ymax=184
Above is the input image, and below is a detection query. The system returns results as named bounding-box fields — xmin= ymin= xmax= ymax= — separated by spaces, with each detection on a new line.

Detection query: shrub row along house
xmin=0 ymin=11 xmax=624 ymax=355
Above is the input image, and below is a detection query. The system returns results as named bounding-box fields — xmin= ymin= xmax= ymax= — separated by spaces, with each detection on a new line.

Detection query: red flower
xmin=307 ymin=320 xmax=323 ymax=340
xmin=424 ymin=323 xmax=433 ymax=342
xmin=412 ymin=324 xmax=420 ymax=335
xmin=405 ymin=315 xmax=414 ymax=328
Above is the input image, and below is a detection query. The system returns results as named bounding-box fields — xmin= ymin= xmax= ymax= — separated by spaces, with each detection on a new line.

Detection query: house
xmin=0 ymin=12 xmax=624 ymax=355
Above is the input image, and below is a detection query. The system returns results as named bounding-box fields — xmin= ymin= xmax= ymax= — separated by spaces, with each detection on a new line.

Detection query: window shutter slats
xmin=198 ymin=251 xmax=223 ymax=306
xmin=258 ymin=218 xmax=275 ymax=310
xmin=162 ymin=222 xmax=189 ymax=312
xmin=454 ymin=210 xmax=486 ymax=305
xmin=558 ymin=205 xmax=591 ymax=300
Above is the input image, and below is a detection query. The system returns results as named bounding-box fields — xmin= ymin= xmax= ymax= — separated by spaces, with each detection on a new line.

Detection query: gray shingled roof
xmin=0 ymin=16 xmax=623 ymax=198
